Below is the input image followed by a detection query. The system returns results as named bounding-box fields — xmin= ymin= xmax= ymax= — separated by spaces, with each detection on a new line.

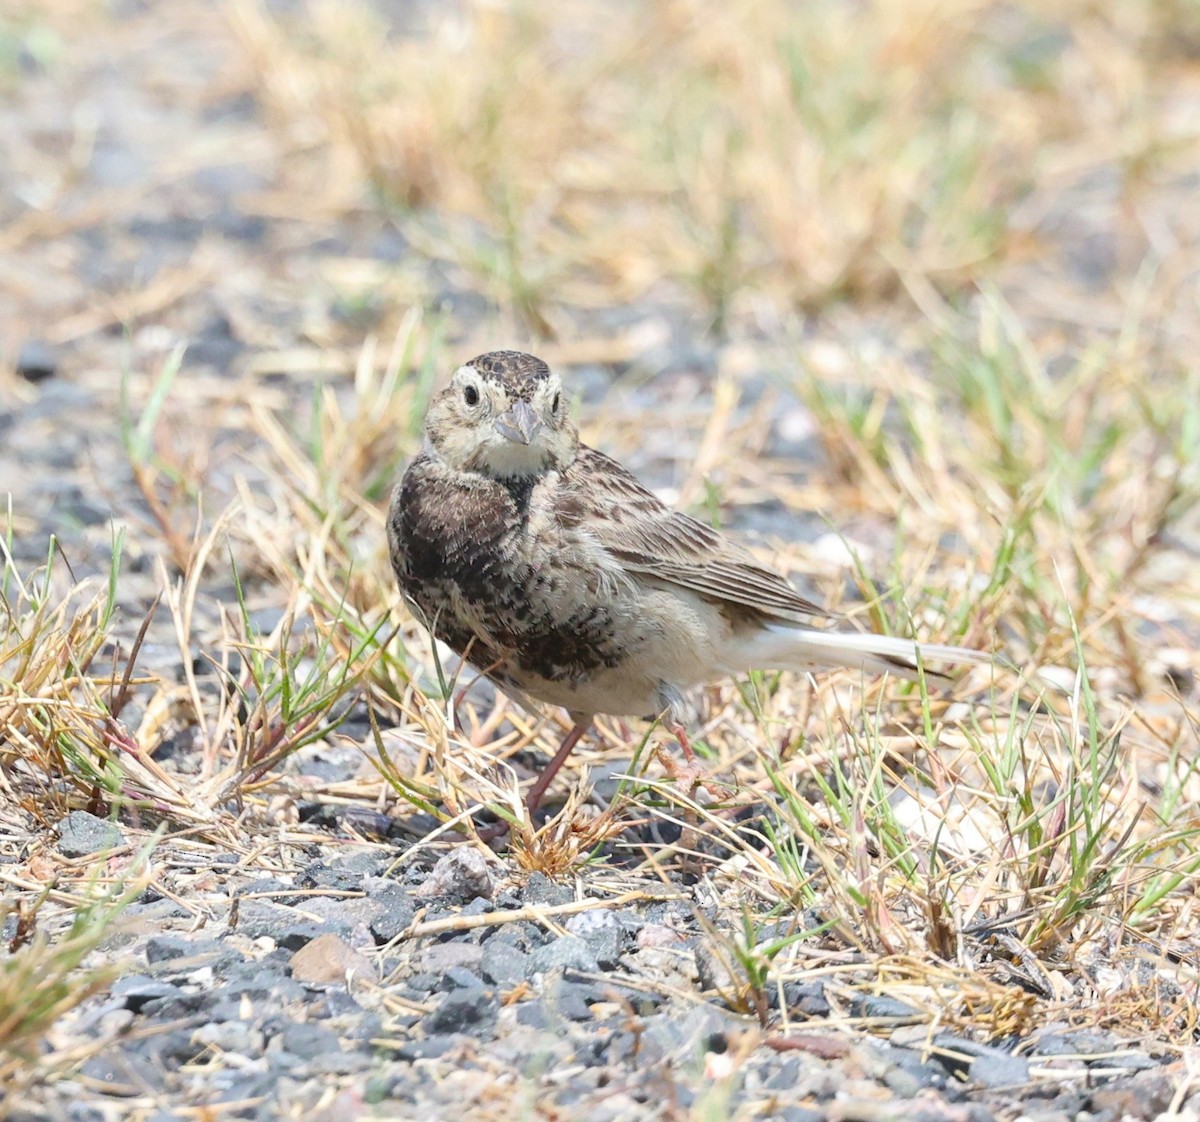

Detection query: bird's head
xmin=423 ymin=351 xmax=579 ymax=479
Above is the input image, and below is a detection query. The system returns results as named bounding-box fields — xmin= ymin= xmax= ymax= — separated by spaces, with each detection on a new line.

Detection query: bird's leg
xmin=672 ymin=722 xmax=698 ymax=763
xmin=525 ymin=721 xmax=589 ymax=816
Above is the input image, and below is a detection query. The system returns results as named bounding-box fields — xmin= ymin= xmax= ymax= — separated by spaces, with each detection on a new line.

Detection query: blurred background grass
xmin=231 ymin=0 xmax=1200 ymax=329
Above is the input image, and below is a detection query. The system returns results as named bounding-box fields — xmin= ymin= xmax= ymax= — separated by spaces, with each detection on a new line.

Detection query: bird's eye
xmin=551 ymin=392 xmax=561 ymax=413
xmin=463 ymin=384 xmax=479 ymax=407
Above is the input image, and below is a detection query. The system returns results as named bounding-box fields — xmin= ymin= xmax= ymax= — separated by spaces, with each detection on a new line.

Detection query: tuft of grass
xmin=118 ymin=343 xmax=208 ymax=574
xmin=0 ymin=528 xmax=146 ymax=818
xmin=0 ymin=870 xmax=147 ymax=1097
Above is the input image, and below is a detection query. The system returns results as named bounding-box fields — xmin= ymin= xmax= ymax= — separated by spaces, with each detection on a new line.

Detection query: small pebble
xmin=56 ymin=811 xmax=125 ymax=857
xmin=529 ymin=935 xmax=599 ymax=976
xmin=289 ymin=934 xmax=375 ymax=985
xmin=15 ymin=339 xmax=57 ymax=383
xmin=413 ymin=849 xmax=496 ymax=904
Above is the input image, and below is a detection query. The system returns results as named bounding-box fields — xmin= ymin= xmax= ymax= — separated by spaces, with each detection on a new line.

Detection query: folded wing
xmin=559 ymin=446 xmax=831 ymax=624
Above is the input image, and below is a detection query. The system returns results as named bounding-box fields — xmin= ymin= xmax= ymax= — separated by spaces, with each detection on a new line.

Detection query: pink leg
xmin=525 ymin=722 xmax=589 ymax=816
xmin=670 ymin=721 xmax=698 ymax=762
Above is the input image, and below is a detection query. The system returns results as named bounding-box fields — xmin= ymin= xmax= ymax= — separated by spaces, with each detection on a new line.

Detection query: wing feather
xmin=557 ymin=446 xmax=831 ymax=623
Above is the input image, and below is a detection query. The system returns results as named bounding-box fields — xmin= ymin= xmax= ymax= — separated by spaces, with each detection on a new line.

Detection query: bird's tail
xmin=731 ymin=624 xmax=989 ymax=684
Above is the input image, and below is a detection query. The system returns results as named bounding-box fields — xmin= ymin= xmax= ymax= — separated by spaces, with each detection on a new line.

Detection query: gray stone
xmin=882 ymin=1045 xmax=948 ymax=1091
xmin=1031 ymin=1027 xmax=1128 ymax=1059
xmin=302 ymin=894 xmax=385 ymax=932
xmin=419 ymin=941 xmax=484 ymax=975
xmin=236 ymin=877 xmax=292 ymax=897
xmin=144 ymin=935 xmax=242 ymax=976
xmin=402 ymin=971 xmax=440 ymax=998
xmin=784 ymin=980 xmax=829 ymax=1016
xmin=368 ymin=888 xmax=417 ymax=943
xmin=644 ymin=1005 xmax=737 ymax=1059
xmin=523 ymin=872 xmax=572 ymax=906
xmin=77 ymin=1053 xmax=148 ymax=1092
xmin=545 ymin=977 xmax=601 ymax=1022
xmin=1098 ymin=1052 xmax=1159 ymax=1071
xmin=762 ymin=1056 xmax=804 ymax=1089
xmin=279 ymin=1021 xmax=341 ymax=1060
xmin=438 ymin=966 xmax=485 ymax=991
xmin=482 ymin=920 xmax=544 ymax=952
xmin=15 ymin=339 xmax=57 ymax=383
xmin=110 ymin=975 xmax=180 ymax=1012
xmin=300 ymin=850 xmax=391 ymax=891
xmin=220 ymin=967 xmax=307 ymax=1004
xmin=271 ymin=921 xmax=335 ymax=950
xmin=143 ymin=1027 xmax=201 ymax=1068
xmin=516 ymin=1002 xmax=550 ymax=1029
xmin=457 ymin=895 xmax=492 ymax=919
xmin=413 ymin=849 xmax=496 ymax=904
xmin=565 ymin=909 xmax=626 ymax=969
xmin=202 ymin=1069 xmax=278 ymax=1102
xmin=266 ymin=1051 xmax=305 ymax=1077
xmin=779 ymin=1110 xmax=825 ymax=1122
xmin=850 ymin=994 xmax=924 ymax=1021
xmin=193 ymin=1020 xmax=264 ymax=1055
xmin=694 ymin=943 xmax=736 ymax=993
xmin=529 ymin=935 xmax=599 ymax=976
xmin=480 ymin=940 xmax=531 ymax=986
xmin=56 ymin=811 xmax=125 ymax=856
xmin=235 ymin=900 xmax=350 ymax=946
xmin=932 ymin=1034 xmax=1030 ymax=1088
xmin=307 ymin=1050 xmax=372 ymax=1075
xmin=391 ymin=1034 xmax=467 ymax=1061
xmin=421 ymin=989 xmax=499 ymax=1036
xmin=59 ymin=490 xmax=111 ymax=527
xmin=145 ymin=935 xmax=206 ymax=963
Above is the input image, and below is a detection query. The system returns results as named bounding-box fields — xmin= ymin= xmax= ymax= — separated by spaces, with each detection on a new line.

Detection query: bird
xmin=387 ymin=350 xmax=987 ymax=816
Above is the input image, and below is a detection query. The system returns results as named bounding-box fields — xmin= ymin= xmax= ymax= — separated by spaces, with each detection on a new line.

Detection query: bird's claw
xmin=654 ymin=745 xmax=737 ymax=803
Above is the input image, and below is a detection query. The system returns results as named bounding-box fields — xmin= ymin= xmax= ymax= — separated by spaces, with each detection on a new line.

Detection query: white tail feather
xmin=729 ymin=624 xmax=989 ymax=682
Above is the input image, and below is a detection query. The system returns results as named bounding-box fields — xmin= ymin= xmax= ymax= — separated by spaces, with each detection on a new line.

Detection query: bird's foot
xmin=655 ymin=744 xmax=737 ymax=804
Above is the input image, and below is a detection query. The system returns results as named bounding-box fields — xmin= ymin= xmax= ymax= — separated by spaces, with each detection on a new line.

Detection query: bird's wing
xmin=556 ymin=445 xmax=832 ymax=622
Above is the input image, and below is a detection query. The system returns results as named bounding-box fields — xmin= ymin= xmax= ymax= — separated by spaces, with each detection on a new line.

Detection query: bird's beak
xmin=494 ymin=399 xmax=542 ymax=445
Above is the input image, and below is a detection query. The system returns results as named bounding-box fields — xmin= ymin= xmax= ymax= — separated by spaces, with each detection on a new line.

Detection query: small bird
xmin=388 ymin=351 xmax=986 ymax=815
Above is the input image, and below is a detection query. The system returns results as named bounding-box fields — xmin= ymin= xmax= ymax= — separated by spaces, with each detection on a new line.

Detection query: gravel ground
xmin=2 ymin=4 xmax=1197 ymax=1121
xmin=6 ymin=826 xmax=1185 ymax=1122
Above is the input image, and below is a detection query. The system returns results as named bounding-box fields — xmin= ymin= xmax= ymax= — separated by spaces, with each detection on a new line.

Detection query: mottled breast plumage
xmin=388 ymin=451 xmax=635 ymax=689
xmin=390 ymin=453 xmax=520 ymax=599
